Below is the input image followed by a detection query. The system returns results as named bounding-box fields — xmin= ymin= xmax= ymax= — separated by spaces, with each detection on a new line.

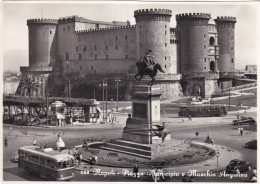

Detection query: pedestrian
xmin=188 ymin=114 xmax=192 ymax=121
xmin=157 ymin=167 xmax=165 ymax=181
xmin=94 ymin=155 xmax=98 ymax=165
xmin=189 ymin=176 xmax=194 ymax=182
xmin=210 ymin=139 xmax=214 ymax=145
xmin=238 ymin=127 xmax=241 ymax=136
xmin=4 ymin=137 xmax=8 ymax=147
xmin=68 ymin=148 xmax=71 ymax=155
xmin=150 ymin=166 xmax=157 ymax=182
xmin=79 ymin=153 xmax=83 ymax=165
xmin=33 ymin=139 xmax=37 ymax=146
xmin=244 ymin=110 xmax=247 ymax=115
xmin=240 ymin=127 xmax=244 ymax=136
xmin=182 ymin=174 xmax=189 ymax=182
xmin=133 ymin=164 xmax=139 ymax=178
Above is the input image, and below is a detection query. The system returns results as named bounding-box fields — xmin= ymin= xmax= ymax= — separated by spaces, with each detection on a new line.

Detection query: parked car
xmin=245 ymin=139 xmax=257 ymax=149
xmin=226 ymin=159 xmax=251 ymax=174
xmin=233 ymin=117 xmax=256 ymax=125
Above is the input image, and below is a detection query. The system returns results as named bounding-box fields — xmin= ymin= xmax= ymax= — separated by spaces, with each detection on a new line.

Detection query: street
xmin=3 ymin=107 xmax=257 ymax=182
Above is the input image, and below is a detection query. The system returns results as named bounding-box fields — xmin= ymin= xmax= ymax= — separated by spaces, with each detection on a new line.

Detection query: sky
xmin=2 ymin=1 xmax=259 ymax=72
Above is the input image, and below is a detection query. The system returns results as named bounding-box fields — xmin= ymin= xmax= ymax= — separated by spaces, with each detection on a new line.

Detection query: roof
xmin=19 ymin=146 xmax=74 ymax=162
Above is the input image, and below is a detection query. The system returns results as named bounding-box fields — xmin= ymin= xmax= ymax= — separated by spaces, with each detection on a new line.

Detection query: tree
xmin=18 ymin=74 xmax=39 ymax=98
xmin=18 ymin=74 xmax=39 ymax=122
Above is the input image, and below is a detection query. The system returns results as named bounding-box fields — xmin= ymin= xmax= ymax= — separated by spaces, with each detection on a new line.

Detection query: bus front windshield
xmin=57 ymin=159 xmax=74 ymax=169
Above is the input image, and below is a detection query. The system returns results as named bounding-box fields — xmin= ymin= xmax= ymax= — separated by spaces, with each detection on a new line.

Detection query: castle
xmin=17 ymin=9 xmax=239 ymax=100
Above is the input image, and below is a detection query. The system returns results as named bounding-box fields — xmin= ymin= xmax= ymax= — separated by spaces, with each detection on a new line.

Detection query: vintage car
xmin=245 ymin=139 xmax=257 ymax=149
xmin=233 ymin=117 xmax=256 ymax=125
xmin=226 ymin=159 xmax=251 ymax=174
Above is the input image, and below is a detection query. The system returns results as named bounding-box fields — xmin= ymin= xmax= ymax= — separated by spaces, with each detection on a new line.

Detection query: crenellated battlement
xmin=176 ymin=13 xmax=211 ymax=20
xmin=75 ymin=25 xmax=136 ymax=34
xmin=27 ymin=18 xmax=58 ymax=25
xmin=134 ymin=8 xmax=172 ymax=16
xmin=215 ymin=16 xmax=237 ymax=22
xmin=58 ymin=15 xmax=81 ymax=24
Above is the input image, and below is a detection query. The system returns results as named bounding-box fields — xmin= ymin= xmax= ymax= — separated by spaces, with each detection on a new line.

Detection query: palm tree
xmin=18 ymin=74 xmax=39 ymax=122
xmin=19 ymin=74 xmax=39 ymax=98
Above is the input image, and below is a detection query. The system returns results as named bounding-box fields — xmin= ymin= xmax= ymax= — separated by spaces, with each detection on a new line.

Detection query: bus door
xmin=40 ymin=157 xmax=46 ymax=178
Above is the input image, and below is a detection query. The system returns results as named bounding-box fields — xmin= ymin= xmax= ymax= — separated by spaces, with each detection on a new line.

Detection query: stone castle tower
xmin=176 ymin=13 xmax=212 ymax=73
xmin=134 ymin=9 xmax=175 ymax=74
xmin=214 ymin=16 xmax=237 ymax=72
xmin=27 ymin=19 xmax=58 ymax=68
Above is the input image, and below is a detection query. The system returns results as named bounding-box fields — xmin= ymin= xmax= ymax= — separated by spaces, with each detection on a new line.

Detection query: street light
xmin=115 ymin=77 xmax=121 ymax=112
xmin=216 ymin=150 xmax=220 ymax=166
xmin=99 ymin=78 xmax=108 ymax=121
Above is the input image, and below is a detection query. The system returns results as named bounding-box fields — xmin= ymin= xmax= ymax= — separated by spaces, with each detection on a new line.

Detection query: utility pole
xmin=115 ymin=77 xmax=121 ymax=112
xmin=68 ymin=79 xmax=71 ymax=101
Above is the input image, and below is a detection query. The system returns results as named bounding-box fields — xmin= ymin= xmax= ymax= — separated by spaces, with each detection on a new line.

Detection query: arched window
xmin=209 ymin=37 xmax=215 ymax=45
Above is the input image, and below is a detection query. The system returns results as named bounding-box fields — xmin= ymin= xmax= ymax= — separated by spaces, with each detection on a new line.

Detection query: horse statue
xmin=134 ymin=59 xmax=165 ymax=85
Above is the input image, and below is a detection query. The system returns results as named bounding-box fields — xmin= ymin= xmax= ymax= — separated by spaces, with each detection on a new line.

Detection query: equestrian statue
xmin=134 ymin=49 xmax=165 ymax=85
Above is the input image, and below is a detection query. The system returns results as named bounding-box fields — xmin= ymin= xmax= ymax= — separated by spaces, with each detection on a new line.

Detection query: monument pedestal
xmin=103 ymin=85 xmax=172 ymax=160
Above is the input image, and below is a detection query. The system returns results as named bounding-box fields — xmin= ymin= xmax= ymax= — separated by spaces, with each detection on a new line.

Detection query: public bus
xmin=178 ymin=104 xmax=227 ymax=117
xmin=18 ymin=145 xmax=75 ymax=181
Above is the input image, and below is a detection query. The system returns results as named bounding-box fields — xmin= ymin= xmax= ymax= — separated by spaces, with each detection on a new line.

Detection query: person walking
xmin=4 ymin=137 xmax=8 ymax=147
xmin=33 ymin=139 xmax=37 ymax=146
xmin=150 ymin=166 xmax=157 ymax=182
xmin=188 ymin=114 xmax=192 ymax=121
xmin=133 ymin=164 xmax=139 ymax=178
xmin=79 ymin=153 xmax=83 ymax=166
xmin=238 ymin=127 xmax=241 ymax=136
xmin=240 ymin=127 xmax=244 ymax=136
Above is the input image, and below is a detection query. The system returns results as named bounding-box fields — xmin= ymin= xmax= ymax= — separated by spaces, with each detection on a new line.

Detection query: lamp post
xmin=100 ymin=78 xmax=107 ymax=121
xmin=115 ymin=77 xmax=121 ymax=112
xmin=216 ymin=151 xmax=220 ymax=166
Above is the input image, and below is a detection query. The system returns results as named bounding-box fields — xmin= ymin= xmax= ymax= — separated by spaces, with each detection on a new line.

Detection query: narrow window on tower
xmin=165 ymin=56 xmax=167 ymax=60
xmin=91 ymin=66 xmax=94 ymax=71
xmin=165 ymin=65 xmax=167 ymax=69
xmin=165 ymin=43 xmax=167 ymax=47
xmin=204 ymin=58 xmax=206 ymax=62
xmin=106 ymin=45 xmax=108 ymax=50
xmin=125 ymin=35 xmax=128 ymax=40
xmin=115 ymin=45 xmax=118 ymax=50
xmin=204 ymin=67 xmax=206 ymax=70
xmin=204 ymin=34 xmax=206 ymax=38
xmin=106 ymin=55 xmax=108 ymax=59
xmin=204 ymin=45 xmax=206 ymax=49
xmin=66 ymin=53 xmax=69 ymax=60
xmin=231 ymin=47 xmax=233 ymax=51
xmin=165 ymin=25 xmax=167 ymax=28
xmin=116 ymin=36 xmax=118 ymax=41
xmin=165 ymin=30 xmax=167 ymax=35
xmin=83 ymin=46 xmax=87 ymax=52
xmin=94 ymin=45 xmax=97 ymax=51
xmin=231 ymin=58 xmax=234 ymax=63
xmin=50 ymin=31 xmax=52 ymax=34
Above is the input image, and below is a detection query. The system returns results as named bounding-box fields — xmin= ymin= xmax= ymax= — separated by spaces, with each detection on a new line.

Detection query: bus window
xmin=47 ymin=160 xmax=55 ymax=168
xmin=24 ymin=153 xmax=29 ymax=160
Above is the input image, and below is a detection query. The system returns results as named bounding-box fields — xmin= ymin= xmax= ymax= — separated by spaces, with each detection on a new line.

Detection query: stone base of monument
xmin=101 ymin=84 xmax=177 ymax=160
xmin=102 ymin=138 xmax=183 ymax=160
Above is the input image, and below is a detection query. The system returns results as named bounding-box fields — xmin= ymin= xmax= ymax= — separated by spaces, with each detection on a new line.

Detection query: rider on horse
xmin=143 ymin=49 xmax=155 ymax=67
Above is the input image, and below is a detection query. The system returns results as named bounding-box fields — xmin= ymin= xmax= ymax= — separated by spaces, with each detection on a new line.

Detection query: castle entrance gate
xmin=210 ymin=61 xmax=216 ymax=72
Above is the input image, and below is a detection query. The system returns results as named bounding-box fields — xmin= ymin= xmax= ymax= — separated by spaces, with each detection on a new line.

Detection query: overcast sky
xmin=2 ymin=1 xmax=259 ymax=72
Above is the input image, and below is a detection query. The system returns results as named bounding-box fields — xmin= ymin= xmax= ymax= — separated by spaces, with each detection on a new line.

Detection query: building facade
xmin=17 ymin=9 xmax=238 ymax=99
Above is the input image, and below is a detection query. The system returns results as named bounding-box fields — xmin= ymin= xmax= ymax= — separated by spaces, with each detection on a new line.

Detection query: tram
xmin=18 ymin=145 xmax=75 ymax=181
xmin=178 ymin=104 xmax=227 ymax=117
